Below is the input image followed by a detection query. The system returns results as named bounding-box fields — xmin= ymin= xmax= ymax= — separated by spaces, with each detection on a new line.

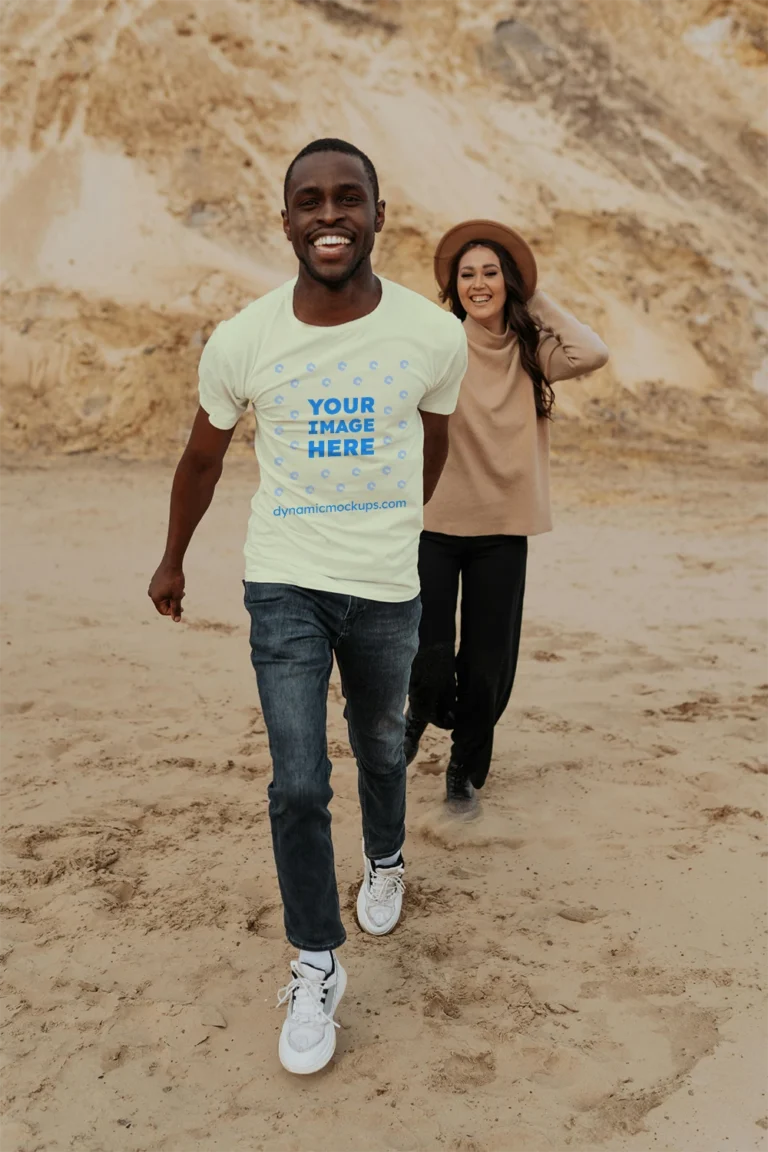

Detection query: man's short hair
xmin=283 ymin=138 xmax=380 ymax=206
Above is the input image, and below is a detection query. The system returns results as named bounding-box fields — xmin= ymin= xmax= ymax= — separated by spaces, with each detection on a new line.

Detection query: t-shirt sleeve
xmin=418 ymin=321 xmax=468 ymax=415
xmin=198 ymin=324 xmax=249 ymax=430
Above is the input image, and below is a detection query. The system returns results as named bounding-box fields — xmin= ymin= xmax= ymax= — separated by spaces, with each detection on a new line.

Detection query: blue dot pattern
xmin=258 ymin=350 xmax=431 ymax=530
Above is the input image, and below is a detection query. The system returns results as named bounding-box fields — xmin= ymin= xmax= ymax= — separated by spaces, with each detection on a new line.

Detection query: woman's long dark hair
xmin=441 ymin=239 xmax=555 ymax=419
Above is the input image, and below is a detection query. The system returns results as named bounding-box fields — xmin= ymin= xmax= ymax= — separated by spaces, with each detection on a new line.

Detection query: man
xmin=148 ymin=138 xmax=467 ymax=1075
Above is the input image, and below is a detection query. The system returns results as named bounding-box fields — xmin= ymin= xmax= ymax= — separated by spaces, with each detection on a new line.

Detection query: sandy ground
xmin=1 ymin=451 xmax=766 ymax=1152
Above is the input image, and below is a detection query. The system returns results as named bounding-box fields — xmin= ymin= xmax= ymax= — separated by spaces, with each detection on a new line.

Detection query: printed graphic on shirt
xmin=263 ymin=357 xmax=418 ymax=521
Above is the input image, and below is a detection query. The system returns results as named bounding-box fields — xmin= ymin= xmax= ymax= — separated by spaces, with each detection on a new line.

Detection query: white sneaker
xmin=277 ymin=956 xmax=347 ymax=1075
xmin=356 ymin=849 xmax=405 ymax=936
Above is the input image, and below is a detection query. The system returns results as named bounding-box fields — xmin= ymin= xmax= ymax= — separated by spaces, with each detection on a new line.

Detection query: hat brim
xmin=434 ymin=219 xmax=538 ymax=301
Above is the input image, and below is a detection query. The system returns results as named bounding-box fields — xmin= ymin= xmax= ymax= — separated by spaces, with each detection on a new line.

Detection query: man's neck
xmin=292 ymin=262 xmax=382 ymax=327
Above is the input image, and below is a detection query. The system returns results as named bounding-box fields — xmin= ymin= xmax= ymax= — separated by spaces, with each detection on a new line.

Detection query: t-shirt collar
xmin=288 ymin=276 xmax=388 ymax=331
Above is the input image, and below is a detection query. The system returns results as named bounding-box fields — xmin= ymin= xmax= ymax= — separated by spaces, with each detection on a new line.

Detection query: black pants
xmin=408 ymin=531 xmax=527 ymax=789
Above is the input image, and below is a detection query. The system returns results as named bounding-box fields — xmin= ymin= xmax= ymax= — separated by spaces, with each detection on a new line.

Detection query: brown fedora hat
xmin=434 ymin=219 xmax=538 ymax=301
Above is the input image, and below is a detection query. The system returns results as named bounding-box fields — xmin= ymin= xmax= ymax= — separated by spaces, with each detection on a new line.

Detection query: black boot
xmin=403 ymin=710 xmax=427 ymax=766
xmin=445 ymin=759 xmax=478 ymax=814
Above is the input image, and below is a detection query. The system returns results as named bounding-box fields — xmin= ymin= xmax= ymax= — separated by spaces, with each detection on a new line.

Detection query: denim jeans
xmin=244 ymin=582 xmax=421 ymax=951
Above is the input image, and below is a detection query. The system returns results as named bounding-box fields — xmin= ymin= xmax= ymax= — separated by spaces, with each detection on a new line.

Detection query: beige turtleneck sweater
xmin=423 ymin=291 xmax=609 ymax=537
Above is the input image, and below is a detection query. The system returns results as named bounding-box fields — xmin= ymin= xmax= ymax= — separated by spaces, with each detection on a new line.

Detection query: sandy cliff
xmin=1 ymin=0 xmax=766 ymax=456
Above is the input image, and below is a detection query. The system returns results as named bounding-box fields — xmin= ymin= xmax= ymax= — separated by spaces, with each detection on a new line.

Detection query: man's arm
xmin=420 ymin=410 xmax=450 ymax=505
xmin=148 ymin=406 xmax=236 ymax=621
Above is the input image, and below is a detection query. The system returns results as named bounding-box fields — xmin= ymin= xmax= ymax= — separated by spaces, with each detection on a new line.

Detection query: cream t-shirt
xmin=199 ymin=277 xmax=467 ymax=601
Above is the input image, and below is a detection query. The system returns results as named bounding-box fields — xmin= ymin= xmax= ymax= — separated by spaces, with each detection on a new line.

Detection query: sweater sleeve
xmin=529 ymin=290 xmax=609 ymax=383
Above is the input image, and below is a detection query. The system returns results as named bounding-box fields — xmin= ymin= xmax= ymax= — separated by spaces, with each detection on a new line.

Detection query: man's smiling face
xmin=282 ymin=151 xmax=385 ymax=287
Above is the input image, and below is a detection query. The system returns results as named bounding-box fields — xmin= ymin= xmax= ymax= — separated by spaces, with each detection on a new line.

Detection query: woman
xmin=406 ymin=219 xmax=609 ymax=812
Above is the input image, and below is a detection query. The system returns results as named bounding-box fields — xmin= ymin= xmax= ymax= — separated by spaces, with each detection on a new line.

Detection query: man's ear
xmin=374 ymin=199 xmax=386 ymax=234
xmin=281 ymin=208 xmax=291 ymax=241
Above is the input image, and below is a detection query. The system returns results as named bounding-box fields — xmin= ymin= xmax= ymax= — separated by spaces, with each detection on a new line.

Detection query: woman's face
xmin=456 ymin=246 xmax=507 ymax=331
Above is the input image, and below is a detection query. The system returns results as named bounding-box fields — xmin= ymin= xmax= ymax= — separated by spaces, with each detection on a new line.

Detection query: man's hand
xmin=147 ymin=407 xmax=236 ymax=625
xmin=148 ymin=561 xmax=186 ymax=622
xmin=420 ymin=410 xmax=451 ymax=505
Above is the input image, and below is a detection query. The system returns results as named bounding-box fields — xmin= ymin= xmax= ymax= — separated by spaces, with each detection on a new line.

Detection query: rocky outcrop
xmin=1 ymin=0 xmax=765 ymax=456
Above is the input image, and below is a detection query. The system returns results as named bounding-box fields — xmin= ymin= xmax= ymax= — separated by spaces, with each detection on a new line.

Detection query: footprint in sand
xmin=105 ymin=879 xmax=135 ymax=906
xmin=1 ymin=699 xmax=35 ymax=716
xmin=424 ymin=987 xmax=461 ymax=1019
xmin=658 ymin=694 xmax=721 ymax=721
xmin=414 ymin=807 xmax=526 ymax=852
xmin=666 ymin=843 xmax=703 ymax=859
xmin=558 ymin=906 xmax=606 ymax=924
xmin=414 ymin=756 xmax=444 ymax=776
xmin=244 ymin=900 xmax=283 ymax=939
xmin=704 ymin=805 xmax=764 ymax=823
xmin=741 ymin=758 xmax=768 ymax=775
xmin=430 ymin=1048 xmax=496 ymax=1092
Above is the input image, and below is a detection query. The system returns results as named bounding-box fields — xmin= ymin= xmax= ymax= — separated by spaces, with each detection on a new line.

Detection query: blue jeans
xmin=244 ymin=582 xmax=421 ymax=951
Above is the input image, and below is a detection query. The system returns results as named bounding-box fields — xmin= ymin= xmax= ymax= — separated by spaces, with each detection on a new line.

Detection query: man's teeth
xmin=314 ymin=236 xmax=352 ymax=247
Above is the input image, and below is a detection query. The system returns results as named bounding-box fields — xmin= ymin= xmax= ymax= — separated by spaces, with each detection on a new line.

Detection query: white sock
xmin=298 ymin=949 xmax=333 ymax=975
xmin=373 ymin=850 xmax=402 ymax=869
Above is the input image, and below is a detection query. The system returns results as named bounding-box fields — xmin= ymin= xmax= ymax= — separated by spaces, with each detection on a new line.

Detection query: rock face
xmin=1 ymin=0 xmax=765 ymax=456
